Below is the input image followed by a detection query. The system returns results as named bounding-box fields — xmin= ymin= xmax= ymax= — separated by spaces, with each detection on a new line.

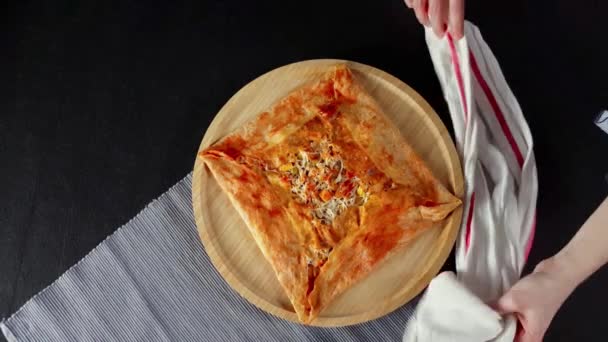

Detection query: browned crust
xmin=202 ymin=152 xmax=312 ymax=321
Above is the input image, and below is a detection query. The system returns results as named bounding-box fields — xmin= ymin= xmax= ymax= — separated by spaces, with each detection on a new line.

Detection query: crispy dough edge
xmin=204 ymin=75 xmax=330 ymax=155
xmin=331 ymin=64 xmax=461 ymax=215
xmin=201 ymin=153 xmax=311 ymax=322
xmin=308 ymin=207 xmax=437 ymax=320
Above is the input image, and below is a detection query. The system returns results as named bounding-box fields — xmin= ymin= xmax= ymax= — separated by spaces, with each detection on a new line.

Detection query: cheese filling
xmin=278 ymin=142 xmax=369 ymax=224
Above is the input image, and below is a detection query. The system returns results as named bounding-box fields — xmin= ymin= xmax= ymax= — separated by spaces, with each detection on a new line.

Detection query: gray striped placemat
xmin=1 ymin=173 xmax=417 ymax=341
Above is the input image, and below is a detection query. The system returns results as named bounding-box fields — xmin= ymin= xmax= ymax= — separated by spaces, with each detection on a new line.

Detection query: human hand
xmin=496 ymin=257 xmax=579 ymax=342
xmin=404 ymin=0 xmax=465 ymax=39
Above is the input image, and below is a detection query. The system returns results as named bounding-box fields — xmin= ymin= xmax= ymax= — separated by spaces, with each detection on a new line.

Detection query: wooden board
xmin=192 ymin=59 xmax=464 ymax=327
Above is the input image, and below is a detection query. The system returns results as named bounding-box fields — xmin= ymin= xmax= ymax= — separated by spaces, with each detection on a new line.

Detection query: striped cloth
xmin=403 ymin=22 xmax=538 ymax=341
xmin=1 ymin=174 xmax=416 ymax=342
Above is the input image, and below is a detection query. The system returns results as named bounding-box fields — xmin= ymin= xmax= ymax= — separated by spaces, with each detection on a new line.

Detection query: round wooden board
xmin=192 ymin=59 xmax=464 ymax=327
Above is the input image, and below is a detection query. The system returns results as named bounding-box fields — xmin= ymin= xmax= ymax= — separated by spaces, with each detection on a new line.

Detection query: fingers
xmin=405 ymin=0 xmax=466 ymax=40
xmin=499 ymin=294 xmax=543 ymax=342
xmin=413 ymin=0 xmax=430 ymax=26
xmin=428 ymin=0 xmax=448 ymax=37
xmin=496 ymin=292 xmax=519 ymax=314
xmin=448 ymin=0 xmax=465 ymax=39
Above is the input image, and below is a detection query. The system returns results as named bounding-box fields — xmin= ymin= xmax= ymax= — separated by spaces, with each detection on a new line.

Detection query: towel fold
xmin=403 ymin=272 xmax=518 ymax=342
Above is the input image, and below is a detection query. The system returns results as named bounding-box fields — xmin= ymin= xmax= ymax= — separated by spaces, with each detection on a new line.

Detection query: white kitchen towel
xmin=403 ymin=272 xmax=517 ymax=341
xmin=404 ymin=21 xmax=538 ymax=342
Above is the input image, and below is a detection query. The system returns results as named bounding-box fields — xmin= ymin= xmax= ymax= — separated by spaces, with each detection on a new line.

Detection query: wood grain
xmin=192 ymin=59 xmax=464 ymax=326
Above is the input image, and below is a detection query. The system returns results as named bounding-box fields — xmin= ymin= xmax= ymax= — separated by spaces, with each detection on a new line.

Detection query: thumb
xmin=495 ymin=292 xmax=519 ymax=315
xmin=496 ymin=296 xmax=528 ymax=342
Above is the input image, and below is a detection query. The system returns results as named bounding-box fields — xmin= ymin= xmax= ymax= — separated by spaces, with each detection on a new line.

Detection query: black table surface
xmin=3 ymin=1 xmax=608 ymax=341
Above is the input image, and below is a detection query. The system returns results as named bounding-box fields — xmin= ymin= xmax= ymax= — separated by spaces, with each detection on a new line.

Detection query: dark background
xmin=3 ymin=0 xmax=608 ymax=341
